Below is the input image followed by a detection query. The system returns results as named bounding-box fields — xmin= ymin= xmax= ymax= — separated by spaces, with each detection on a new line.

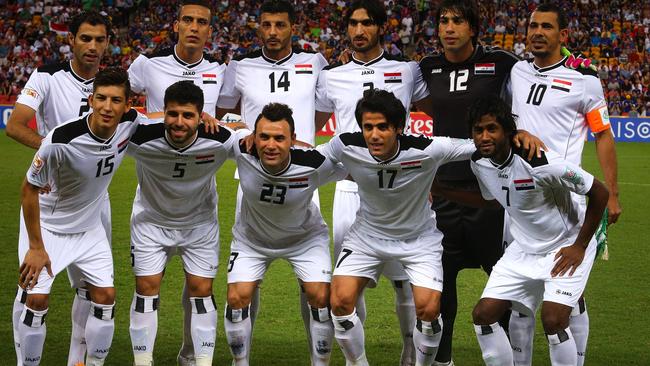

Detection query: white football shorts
xmin=227 ymin=232 xmax=332 ymax=284
xmin=333 ymin=226 xmax=444 ymax=291
xmin=481 ymin=239 xmax=597 ymax=316
xmin=130 ymin=218 xmax=219 ymax=278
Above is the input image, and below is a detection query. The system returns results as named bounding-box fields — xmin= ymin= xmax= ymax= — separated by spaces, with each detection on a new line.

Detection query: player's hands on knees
xmin=607 ymin=195 xmax=622 ymax=225
xmin=551 ymin=244 xmax=585 ymax=277
xmin=19 ymin=247 xmax=53 ymax=290
xmin=513 ymin=130 xmax=547 ymax=160
xmin=201 ymin=112 xmax=220 ymax=134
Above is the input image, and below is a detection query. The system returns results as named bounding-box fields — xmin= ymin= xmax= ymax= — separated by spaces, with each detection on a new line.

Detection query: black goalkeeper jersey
xmin=419 ymin=45 xmax=519 ymax=181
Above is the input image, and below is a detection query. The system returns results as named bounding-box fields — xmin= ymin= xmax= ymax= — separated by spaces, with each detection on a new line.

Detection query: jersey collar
xmin=259 ymin=154 xmax=292 ymax=176
xmin=85 ymin=114 xmax=116 ymax=144
xmin=351 ymin=50 xmax=385 ymax=67
xmin=489 ymin=148 xmax=514 ymax=170
xmin=66 ymin=61 xmax=94 ymax=85
xmin=164 ymin=130 xmax=199 ymax=152
xmin=371 ymin=140 xmax=401 ymax=164
xmin=173 ymin=45 xmax=204 ymax=69
xmin=531 ymin=56 xmax=567 ymax=73
xmin=261 ymin=47 xmax=293 ymax=65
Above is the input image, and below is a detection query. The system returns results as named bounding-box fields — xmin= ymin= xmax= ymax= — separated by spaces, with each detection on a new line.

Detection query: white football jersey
xmin=217 ymin=48 xmax=328 ymax=145
xmin=127 ymin=123 xmax=237 ymax=228
xmin=26 ymin=110 xmax=143 ymax=233
xmin=128 ymin=46 xmax=225 ymax=115
xmin=471 ymin=148 xmax=594 ymax=254
xmin=233 ymin=144 xmax=346 ymax=248
xmin=509 ymin=58 xmax=610 ymax=165
xmin=315 ymin=52 xmax=429 ymax=134
xmin=318 ymin=133 xmax=474 ymax=240
xmin=16 ymin=61 xmax=94 ymax=136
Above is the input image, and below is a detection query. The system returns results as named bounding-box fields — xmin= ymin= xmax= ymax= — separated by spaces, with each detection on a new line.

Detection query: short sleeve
xmin=409 ymin=61 xmax=429 ymax=102
xmin=582 ymin=76 xmax=610 ymax=134
xmin=426 ymin=137 xmax=475 ymax=163
xmin=315 ymin=68 xmax=334 ymax=113
xmin=316 ymin=135 xmax=344 ymax=164
xmin=16 ymin=70 xmax=49 ymax=112
xmin=26 ymin=135 xmax=58 ymax=188
xmin=217 ymin=60 xmax=241 ymax=109
xmin=535 ymin=160 xmax=594 ymax=195
xmin=317 ymin=157 xmax=348 ymax=186
xmin=127 ymin=54 xmax=148 ymax=94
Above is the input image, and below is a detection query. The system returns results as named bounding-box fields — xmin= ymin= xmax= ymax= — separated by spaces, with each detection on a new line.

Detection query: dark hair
xmin=260 ymin=0 xmax=297 ymax=24
xmin=436 ymin=0 xmax=479 ymax=44
xmin=93 ymin=67 xmax=130 ymax=99
xmin=69 ymin=10 xmax=111 ymax=37
xmin=164 ymin=81 xmax=204 ymax=113
xmin=344 ymin=0 xmax=387 ymax=27
xmin=179 ymin=0 xmax=212 ymax=19
xmin=254 ymin=103 xmax=295 ymax=135
xmin=355 ymin=89 xmax=406 ymax=131
xmin=534 ymin=2 xmax=568 ymax=30
xmin=466 ymin=96 xmax=517 ymax=137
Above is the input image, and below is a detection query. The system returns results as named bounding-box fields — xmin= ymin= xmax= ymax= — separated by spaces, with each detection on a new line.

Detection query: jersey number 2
xmin=269 ymin=71 xmax=290 ymax=92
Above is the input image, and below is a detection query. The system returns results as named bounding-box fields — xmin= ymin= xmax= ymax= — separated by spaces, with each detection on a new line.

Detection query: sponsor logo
xmin=361 ymin=69 xmax=375 ymax=75
xmin=230 ymin=342 xmax=244 ymax=355
xmin=183 ymin=71 xmax=196 ymax=76
xmin=316 ymin=340 xmax=330 ymax=355
xmin=82 ymin=87 xmax=93 ymax=93
xmin=295 ymin=64 xmax=313 ymax=74
xmin=498 ymin=172 xmax=509 ymax=179
xmin=22 ymin=88 xmax=39 ymax=99
xmin=95 ymin=348 xmax=109 ymax=353
xmin=25 ymin=357 xmax=41 ymax=362
xmin=133 ymin=345 xmax=147 ymax=351
xmin=534 ymin=73 xmax=548 ymax=78
xmin=202 ymin=341 xmax=215 ymax=348
xmin=551 ymin=78 xmax=572 ymax=92
xmin=474 ymin=63 xmax=495 ymax=75
xmin=512 ymin=346 xmax=522 ymax=352
xmin=561 ymin=167 xmax=584 ymax=186
xmin=430 ymin=68 xmax=442 ymax=74
xmin=384 ymin=72 xmax=402 ymax=83
xmin=322 ymin=269 xmax=332 ymax=274
xmin=555 ymin=289 xmax=573 ymax=296
xmin=514 ymin=178 xmax=534 ymax=191
xmin=99 ymin=144 xmax=113 ymax=151
xmin=202 ymin=73 xmax=217 ymax=84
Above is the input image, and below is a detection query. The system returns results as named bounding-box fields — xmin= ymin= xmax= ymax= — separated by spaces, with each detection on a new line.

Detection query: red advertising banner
xmin=316 ymin=112 xmax=434 ymax=137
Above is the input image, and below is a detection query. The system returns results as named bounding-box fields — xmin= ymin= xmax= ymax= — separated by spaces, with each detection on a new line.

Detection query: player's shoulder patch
xmin=339 ymin=132 xmax=366 ymax=147
xmin=37 ymin=62 xmax=68 ymax=75
xmin=292 ymin=46 xmax=317 ymax=55
xmin=233 ymin=49 xmax=263 ymax=62
xmin=120 ymin=109 xmax=139 ymax=123
xmin=471 ymin=150 xmax=483 ymax=162
xmin=203 ymin=52 xmax=219 ymax=63
xmin=130 ymin=123 xmax=165 ymax=145
xmin=399 ymin=134 xmax=433 ymax=151
xmin=513 ymin=147 xmax=548 ymax=167
xmin=198 ymin=125 xmax=233 ymax=143
xmin=567 ymin=63 xmax=599 ymax=78
xmin=143 ymin=47 xmax=174 ymax=59
xmin=383 ymin=53 xmax=410 ymax=62
xmin=481 ymin=45 xmax=521 ymax=63
xmin=51 ymin=118 xmax=89 ymax=144
xmin=290 ymin=148 xmax=326 ymax=168
xmin=419 ymin=54 xmax=446 ymax=72
xmin=323 ymin=61 xmax=344 ymax=71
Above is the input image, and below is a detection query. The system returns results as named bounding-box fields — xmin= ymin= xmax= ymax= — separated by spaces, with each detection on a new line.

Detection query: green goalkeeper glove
xmin=595 ymin=208 xmax=609 ymax=260
xmin=561 ymin=46 xmax=598 ymax=71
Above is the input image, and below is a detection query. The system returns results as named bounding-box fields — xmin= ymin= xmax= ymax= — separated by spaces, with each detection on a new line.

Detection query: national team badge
xmin=202 ymin=74 xmax=217 ymax=84
xmin=31 ymin=154 xmax=44 ymax=175
xmin=288 ymin=177 xmax=309 ymax=188
xmin=400 ymin=160 xmax=422 ymax=170
xmin=196 ymin=154 xmax=215 ymax=164
xmin=384 ymin=72 xmax=402 ymax=83
xmin=295 ymin=64 xmax=313 ymax=74
xmin=551 ymin=78 xmax=572 ymax=92
xmin=474 ymin=63 xmax=495 ymax=75
xmin=514 ymin=178 xmax=535 ymax=191
xmin=22 ymin=88 xmax=39 ymax=99
xmin=561 ymin=167 xmax=584 ymax=186
xmin=117 ymin=138 xmax=129 ymax=153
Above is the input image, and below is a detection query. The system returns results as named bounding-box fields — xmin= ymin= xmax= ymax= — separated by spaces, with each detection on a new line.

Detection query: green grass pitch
xmin=1 ymin=133 xmax=648 ymax=365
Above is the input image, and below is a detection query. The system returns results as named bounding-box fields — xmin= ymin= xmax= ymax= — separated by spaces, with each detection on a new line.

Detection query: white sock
xmin=547 ymin=327 xmax=577 ymax=366
xmin=355 ymin=290 xmax=367 ymax=323
xmin=178 ymin=285 xmax=194 ymax=360
xmin=224 ymin=305 xmax=251 ymax=366
xmin=309 ymin=305 xmax=334 ymax=365
xmin=393 ymin=280 xmax=416 ymax=366
xmin=474 ymin=322 xmax=514 ymax=366
xmin=85 ymin=302 xmax=115 ymax=363
xmin=249 ymin=286 xmax=260 ymax=328
xmin=570 ymin=298 xmax=588 ymax=366
xmin=13 ymin=286 xmax=26 ymax=364
xmin=299 ymin=284 xmax=314 ymax=360
xmin=129 ymin=293 xmax=159 ymax=366
xmin=509 ymin=310 xmax=535 ymax=366
xmin=190 ymin=296 xmax=217 ymax=366
xmin=413 ymin=317 xmax=443 ymax=366
xmin=68 ymin=288 xmax=91 ymax=366
xmin=18 ymin=306 xmax=48 ymax=366
xmin=332 ymin=309 xmax=366 ymax=363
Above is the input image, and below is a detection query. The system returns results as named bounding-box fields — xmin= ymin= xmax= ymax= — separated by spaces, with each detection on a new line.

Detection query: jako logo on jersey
xmin=498 ymin=171 xmax=509 ymax=179
xmin=202 ymin=73 xmax=217 ymax=84
xmin=288 ymin=177 xmax=309 ymax=188
xmin=362 ymin=69 xmax=375 ymax=75
xmin=474 ymin=63 xmax=495 ymax=75
xmin=384 ymin=72 xmax=402 ymax=83
xmin=295 ymin=64 xmax=313 ymax=74
xmin=400 ymin=160 xmax=422 ymax=170
xmin=430 ymin=68 xmax=442 ymax=74
xmin=514 ymin=178 xmax=534 ymax=191
xmin=202 ymin=341 xmax=215 ymax=348
xmin=196 ymin=154 xmax=215 ymax=164
xmin=82 ymin=87 xmax=93 ymax=93
xmin=99 ymin=144 xmax=113 ymax=151
xmin=555 ymin=289 xmax=573 ymax=296
xmin=133 ymin=345 xmax=147 ymax=351
xmin=183 ymin=71 xmax=196 ymax=76
xmin=551 ymin=78 xmax=572 ymax=92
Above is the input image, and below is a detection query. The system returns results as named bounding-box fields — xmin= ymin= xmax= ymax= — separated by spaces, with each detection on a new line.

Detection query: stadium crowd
xmin=1 ymin=0 xmax=650 ymax=116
